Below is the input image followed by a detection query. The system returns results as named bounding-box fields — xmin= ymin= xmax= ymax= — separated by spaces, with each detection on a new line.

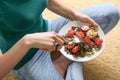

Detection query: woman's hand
xmin=71 ymin=11 xmax=98 ymax=27
xmin=23 ymin=32 xmax=67 ymax=52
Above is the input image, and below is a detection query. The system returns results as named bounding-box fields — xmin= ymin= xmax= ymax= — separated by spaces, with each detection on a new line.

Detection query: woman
xmin=0 ymin=0 xmax=119 ymax=80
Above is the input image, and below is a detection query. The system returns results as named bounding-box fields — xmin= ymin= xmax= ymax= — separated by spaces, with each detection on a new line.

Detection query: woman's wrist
xmin=67 ymin=10 xmax=79 ymax=21
xmin=20 ymin=34 xmax=32 ymax=50
xmin=70 ymin=10 xmax=81 ymax=21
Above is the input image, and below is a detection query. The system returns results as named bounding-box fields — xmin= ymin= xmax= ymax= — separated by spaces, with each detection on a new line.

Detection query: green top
xmin=0 ymin=0 xmax=48 ymax=70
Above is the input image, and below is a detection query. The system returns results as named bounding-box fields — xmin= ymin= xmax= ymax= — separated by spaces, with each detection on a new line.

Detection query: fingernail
xmin=55 ymin=43 xmax=60 ymax=46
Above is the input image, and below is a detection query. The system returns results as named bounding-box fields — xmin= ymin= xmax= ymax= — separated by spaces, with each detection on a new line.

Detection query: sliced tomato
xmin=67 ymin=29 xmax=74 ymax=37
xmin=81 ymin=25 xmax=89 ymax=32
xmin=76 ymin=31 xmax=85 ymax=39
xmin=72 ymin=46 xmax=79 ymax=54
xmin=84 ymin=36 xmax=91 ymax=44
xmin=95 ymin=37 xmax=103 ymax=45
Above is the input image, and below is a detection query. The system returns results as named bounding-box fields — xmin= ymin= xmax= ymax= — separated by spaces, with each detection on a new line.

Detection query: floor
xmin=2 ymin=0 xmax=120 ymax=80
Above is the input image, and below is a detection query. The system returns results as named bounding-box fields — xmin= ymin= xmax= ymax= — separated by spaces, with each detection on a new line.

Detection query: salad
xmin=63 ymin=25 xmax=103 ymax=58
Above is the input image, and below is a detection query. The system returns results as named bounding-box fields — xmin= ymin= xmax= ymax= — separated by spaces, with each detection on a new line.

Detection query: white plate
xmin=59 ymin=21 xmax=106 ymax=62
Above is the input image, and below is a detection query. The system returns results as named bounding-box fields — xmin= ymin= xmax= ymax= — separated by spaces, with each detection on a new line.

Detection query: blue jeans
xmin=14 ymin=3 xmax=119 ymax=80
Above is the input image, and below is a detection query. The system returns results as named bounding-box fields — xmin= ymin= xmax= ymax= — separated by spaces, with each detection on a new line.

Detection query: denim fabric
xmin=14 ymin=3 xmax=119 ymax=80
xmin=14 ymin=51 xmax=64 ymax=80
xmin=119 ymin=10 xmax=120 ymax=19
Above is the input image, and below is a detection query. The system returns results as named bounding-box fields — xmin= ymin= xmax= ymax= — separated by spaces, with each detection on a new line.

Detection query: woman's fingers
xmin=51 ymin=32 xmax=67 ymax=50
xmin=43 ymin=38 xmax=56 ymax=52
xmin=74 ymin=13 xmax=99 ymax=27
xmin=53 ymin=32 xmax=67 ymax=43
xmin=84 ymin=16 xmax=99 ymax=27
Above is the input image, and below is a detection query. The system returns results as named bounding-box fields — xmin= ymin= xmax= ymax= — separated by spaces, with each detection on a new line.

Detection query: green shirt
xmin=0 ymin=0 xmax=48 ymax=70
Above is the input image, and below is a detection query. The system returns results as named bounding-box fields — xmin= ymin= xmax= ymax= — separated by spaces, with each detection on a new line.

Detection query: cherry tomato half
xmin=84 ymin=36 xmax=91 ymax=44
xmin=95 ymin=37 xmax=103 ymax=45
xmin=67 ymin=29 xmax=74 ymax=37
xmin=72 ymin=46 xmax=79 ymax=54
xmin=76 ymin=31 xmax=85 ymax=39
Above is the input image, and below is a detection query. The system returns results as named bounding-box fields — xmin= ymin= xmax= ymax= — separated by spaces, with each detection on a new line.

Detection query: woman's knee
xmin=106 ymin=3 xmax=119 ymax=23
xmin=101 ymin=3 xmax=119 ymax=34
xmin=79 ymin=2 xmax=119 ymax=34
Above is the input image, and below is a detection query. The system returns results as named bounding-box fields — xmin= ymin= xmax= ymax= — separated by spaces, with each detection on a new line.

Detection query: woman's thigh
xmin=14 ymin=50 xmax=64 ymax=80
